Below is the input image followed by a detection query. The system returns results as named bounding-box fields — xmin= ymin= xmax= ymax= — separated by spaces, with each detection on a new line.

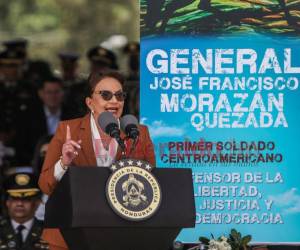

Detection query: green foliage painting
xmin=141 ymin=0 xmax=300 ymax=36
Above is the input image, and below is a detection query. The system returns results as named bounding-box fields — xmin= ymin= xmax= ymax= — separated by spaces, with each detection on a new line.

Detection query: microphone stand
xmin=116 ymin=137 xmax=126 ymax=159
xmin=122 ymin=136 xmax=139 ymax=159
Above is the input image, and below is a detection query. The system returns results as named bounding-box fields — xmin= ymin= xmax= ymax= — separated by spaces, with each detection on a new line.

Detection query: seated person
xmin=0 ymin=169 xmax=48 ymax=250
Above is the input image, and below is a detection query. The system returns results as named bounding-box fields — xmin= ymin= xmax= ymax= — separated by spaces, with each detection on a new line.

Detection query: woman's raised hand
xmin=61 ymin=125 xmax=81 ymax=166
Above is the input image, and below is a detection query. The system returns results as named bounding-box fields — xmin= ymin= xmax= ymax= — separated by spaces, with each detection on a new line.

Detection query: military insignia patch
xmin=106 ymin=159 xmax=161 ymax=221
xmin=7 ymin=240 xmax=16 ymax=248
xmin=15 ymin=174 xmax=30 ymax=186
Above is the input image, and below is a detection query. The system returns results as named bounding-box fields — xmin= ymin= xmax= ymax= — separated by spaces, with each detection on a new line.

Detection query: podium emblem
xmin=106 ymin=159 xmax=162 ymax=221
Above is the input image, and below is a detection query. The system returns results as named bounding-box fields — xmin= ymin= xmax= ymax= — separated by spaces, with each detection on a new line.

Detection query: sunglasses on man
xmin=93 ymin=90 xmax=127 ymax=102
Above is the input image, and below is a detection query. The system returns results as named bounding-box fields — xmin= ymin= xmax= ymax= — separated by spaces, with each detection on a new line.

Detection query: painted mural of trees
xmin=141 ymin=0 xmax=300 ymax=36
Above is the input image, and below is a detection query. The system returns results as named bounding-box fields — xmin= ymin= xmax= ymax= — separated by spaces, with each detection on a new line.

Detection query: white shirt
xmin=44 ymin=106 xmax=61 ymax=135
xmin=90 ymin=113 xmax=118 ymax=167
xmin=11 ymin=218 xmax=34 ymax=242
xmin=54 ymin=114 xmax=118 ymax=181
xmin=35 ymin=194 xmax=48 ymax=221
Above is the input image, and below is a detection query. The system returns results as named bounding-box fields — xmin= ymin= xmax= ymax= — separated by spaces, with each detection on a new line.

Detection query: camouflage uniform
xmin=0 ymin=217 xmax=48 ymax=250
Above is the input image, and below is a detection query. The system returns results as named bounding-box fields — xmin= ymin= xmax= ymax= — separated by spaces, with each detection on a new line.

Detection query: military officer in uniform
xmin=57 ymin=52 xmax=88 ymax=119
xmin=122 ymin=41 xmax=140 ymax=81
xmin=57 ymin=52 xmax=81 ymax=87
xmin=86 ymin=45 xmax=118 ymax=72
xmin=122 ymin=42 xmax=140 ymax=117
xmin=2 ymin=38 xmax=31 ymax=80
xmin=0 ymin=41 xmax=38 ymax=165
xmin=2 ymin=39 xmax=28 ymax=60
xmin=0 ymin=38 xmax=29 ymax=85
xmin=0 ymin=170 xmax=48 ymax=249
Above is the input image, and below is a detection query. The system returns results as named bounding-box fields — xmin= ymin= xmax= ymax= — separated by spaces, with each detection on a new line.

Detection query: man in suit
xmin=38 ymin=70 xmax=156 ymax=250
xmin=15 ymin=77 xmax=73 ymax=165
xmin=0 ymin=170 xmax=48 ymax=249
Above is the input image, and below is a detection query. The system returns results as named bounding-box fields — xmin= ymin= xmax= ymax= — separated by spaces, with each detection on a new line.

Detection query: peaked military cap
xmin=4 ymin=168 xmax=40 ymax=198
xmin=86 ymin=46 xmax=118 ymax=69
xmin=58 ymin=52 xmax=79 ymax=64
xmin=2 ymin=38 xmax=28 ymax=53
xmin=0 ymin=49 xmax=25 ymax=64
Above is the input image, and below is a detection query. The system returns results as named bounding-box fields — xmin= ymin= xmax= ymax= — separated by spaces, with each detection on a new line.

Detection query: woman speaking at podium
xmin=38 ymin=70 xmax=156 ymax=250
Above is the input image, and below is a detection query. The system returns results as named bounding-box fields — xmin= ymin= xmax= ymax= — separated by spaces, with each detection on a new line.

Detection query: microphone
xmin=98 ymin=112 xmax=125 ymax=151
xmin=120 ymin=114 xmax=139 ymax=140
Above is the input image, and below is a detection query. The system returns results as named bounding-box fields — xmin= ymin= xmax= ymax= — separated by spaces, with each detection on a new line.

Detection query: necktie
xmin=16 ymin=224 xmax=25 ymax=247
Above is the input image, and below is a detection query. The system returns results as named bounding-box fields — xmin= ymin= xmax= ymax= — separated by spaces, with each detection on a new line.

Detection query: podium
xmin=44 ymin=166 xmax=195 ymax=250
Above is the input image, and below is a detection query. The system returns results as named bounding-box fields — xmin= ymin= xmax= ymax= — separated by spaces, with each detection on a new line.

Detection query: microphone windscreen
xmin=98 ymin=111 xmax=118 ymax=133
xmin=120 ymin=114 xmax=138 ymax=132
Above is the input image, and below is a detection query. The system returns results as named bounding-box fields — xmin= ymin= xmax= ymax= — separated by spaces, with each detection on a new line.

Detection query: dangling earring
xmin=91 ymin=110 xmax=95 ymax=114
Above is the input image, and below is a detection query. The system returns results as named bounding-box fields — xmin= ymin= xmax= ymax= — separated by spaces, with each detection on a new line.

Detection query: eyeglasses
xmin=94 ymin=90 xmax=127 ymax=102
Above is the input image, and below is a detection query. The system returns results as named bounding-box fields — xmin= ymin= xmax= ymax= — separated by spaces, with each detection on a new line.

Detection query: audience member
xmin=0 ymin=168 xmax=48 ymax=249
xmin=15 ymin=77 xmax=72 ymax=164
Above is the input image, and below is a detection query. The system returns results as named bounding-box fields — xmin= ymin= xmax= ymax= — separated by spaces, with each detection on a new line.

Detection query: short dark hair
xmin=39 ymin=76 xmax=63 ymax=90
xmin=86 ymin=70 xmax=125 ymax=97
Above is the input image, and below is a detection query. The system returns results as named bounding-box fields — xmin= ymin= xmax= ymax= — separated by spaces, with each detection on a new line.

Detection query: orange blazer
xmin=38 ymin=114 xmax=156 ymax=249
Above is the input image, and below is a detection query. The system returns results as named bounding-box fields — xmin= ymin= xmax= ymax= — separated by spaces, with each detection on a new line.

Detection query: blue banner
xmin=140 ymin=0 xmax=300 ymax=244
